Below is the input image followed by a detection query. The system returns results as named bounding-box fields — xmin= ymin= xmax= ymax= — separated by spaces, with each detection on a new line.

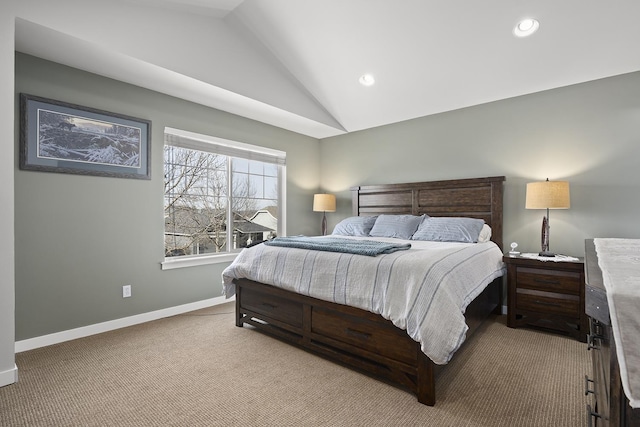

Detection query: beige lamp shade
xmin=313 ymin=194 xmax=336 ymax=212
xmin=525 ymin=180 xmax=570 ymax=210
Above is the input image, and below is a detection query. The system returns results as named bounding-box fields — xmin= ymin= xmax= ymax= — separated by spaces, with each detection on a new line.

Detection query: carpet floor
xmin=0 ymin=303 xmax=590 ymax=426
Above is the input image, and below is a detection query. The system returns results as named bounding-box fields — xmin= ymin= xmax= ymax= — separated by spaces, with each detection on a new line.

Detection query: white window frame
xmin=161 ymin=127 xmax=286 ymax=270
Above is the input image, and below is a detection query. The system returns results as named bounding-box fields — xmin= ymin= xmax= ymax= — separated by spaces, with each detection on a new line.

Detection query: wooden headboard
xmin=351 ymin=176 xmax=506 ymax=250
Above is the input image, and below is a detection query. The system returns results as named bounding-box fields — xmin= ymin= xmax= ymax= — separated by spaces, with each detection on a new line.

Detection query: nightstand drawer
xmin=516 ymin=289 xmax=580 ymax=317
xmin=516 ymin=267 xmax=581 ymax=295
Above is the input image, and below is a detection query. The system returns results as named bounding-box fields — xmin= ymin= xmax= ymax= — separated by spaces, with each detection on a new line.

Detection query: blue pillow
xmin=411 ymin=217 xmax=485 ymax=243
xmin=332 ymin=216 xmax=378 ymax=237
xmin=369 ymin=214 xmax=425 ymax=240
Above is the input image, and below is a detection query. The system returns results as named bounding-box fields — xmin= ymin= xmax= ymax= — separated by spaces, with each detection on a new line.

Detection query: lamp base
xmin=539 ymin=215 xmax=552 ymax=257
xmin=321 ymin=213 xmax=327 ymax=236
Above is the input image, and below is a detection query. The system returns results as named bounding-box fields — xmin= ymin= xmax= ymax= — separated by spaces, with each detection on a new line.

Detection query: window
xmin=163 ymin=128 xmax=285 ymax=262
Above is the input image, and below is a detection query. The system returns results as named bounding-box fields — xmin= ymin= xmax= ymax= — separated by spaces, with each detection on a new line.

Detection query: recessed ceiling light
xmin=514 ymin=18 xmax=539 ymax=37
xmin=359 ymin=74 xmax=375 ymax=86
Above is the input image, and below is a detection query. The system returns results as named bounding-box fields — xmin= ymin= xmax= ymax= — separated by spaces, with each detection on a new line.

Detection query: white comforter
xmin=222 ymin=236 xmax=506 ymax=365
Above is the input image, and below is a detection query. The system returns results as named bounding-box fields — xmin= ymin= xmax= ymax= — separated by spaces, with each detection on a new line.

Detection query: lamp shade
xmin=313 ymin=194 xmax=336 ymax=212
xmin=525 ymin=180 xmax=570 ymax=210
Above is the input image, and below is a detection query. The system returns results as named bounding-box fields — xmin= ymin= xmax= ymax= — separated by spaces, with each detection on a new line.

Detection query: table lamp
xmin=525 ymin=179 xmax=570 ymax=257
xmin=313 ymin=193 xmax=336 ymax=236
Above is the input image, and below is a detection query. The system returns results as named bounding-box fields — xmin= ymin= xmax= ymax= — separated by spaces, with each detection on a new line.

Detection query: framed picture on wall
xmin=19 ymin=94 xmax=151 ymax=179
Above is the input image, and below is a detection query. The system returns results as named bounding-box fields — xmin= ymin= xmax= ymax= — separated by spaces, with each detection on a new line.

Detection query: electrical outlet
xmin=122 ymin=285 xmax=132 ymax=298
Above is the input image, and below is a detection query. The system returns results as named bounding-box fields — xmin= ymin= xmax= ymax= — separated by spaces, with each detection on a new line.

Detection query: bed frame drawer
xmin=311 ymin=307 xmax=417 ymax=366
xmin=240 ymin=286 xmax=303 ymax=328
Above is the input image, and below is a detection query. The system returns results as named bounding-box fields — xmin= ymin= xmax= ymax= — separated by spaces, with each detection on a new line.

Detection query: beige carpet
xmin=1 ymin=303 xmax=589 ymax=426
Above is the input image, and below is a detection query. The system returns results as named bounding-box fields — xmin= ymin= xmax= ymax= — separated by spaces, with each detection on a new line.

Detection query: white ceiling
xmin=14 ymin=0 xmax=640 ymax=139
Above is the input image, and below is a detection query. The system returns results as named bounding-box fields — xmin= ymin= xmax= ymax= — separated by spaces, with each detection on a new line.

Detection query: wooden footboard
xmin=235 ymin=276 xmax=501 ymax=406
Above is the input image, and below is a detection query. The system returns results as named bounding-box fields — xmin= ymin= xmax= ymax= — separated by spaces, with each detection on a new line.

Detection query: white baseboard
xmin=0 ymin=364 xmax=18 ymax=387
xmin=13 ymin=298 xmax=504 ymax=354
xmin=15 ymin=295 xmax=234 ymax=353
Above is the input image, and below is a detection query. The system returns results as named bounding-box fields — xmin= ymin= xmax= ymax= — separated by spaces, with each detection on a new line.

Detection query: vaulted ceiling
xmin=14 ymin=0 xmax=640 ymax=138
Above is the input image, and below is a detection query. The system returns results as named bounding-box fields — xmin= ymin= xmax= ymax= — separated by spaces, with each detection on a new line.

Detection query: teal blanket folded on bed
xmin=263 ymin=236 xmax=411 ymax=256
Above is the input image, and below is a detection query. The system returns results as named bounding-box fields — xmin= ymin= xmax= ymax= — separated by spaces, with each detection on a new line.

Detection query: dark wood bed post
xmin=235 ymin=284 xmax=243 ymax=327
xmin=416 ymin=349 xmax=436 ymax=405
xmin=489 ymin=178 xmax=504 ymax=251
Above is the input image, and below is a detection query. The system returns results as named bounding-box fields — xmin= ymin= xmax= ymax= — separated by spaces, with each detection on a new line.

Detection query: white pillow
xmin=478 ymin=224 xmax=492 ymax=243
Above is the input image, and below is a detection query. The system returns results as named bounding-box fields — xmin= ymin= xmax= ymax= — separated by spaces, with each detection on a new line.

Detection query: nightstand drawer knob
xmin=534 ymin=278 xmax=561 ymax=285
xmin=533 ymin=299 xmax=561 ymax=308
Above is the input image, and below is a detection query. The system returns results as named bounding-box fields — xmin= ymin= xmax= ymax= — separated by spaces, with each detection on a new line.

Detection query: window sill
xmin=161 ymin=252 xmax=239 ymax=270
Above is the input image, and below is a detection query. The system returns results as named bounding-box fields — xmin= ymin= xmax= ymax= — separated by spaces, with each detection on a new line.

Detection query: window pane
xmin=232 ymin=172 xmax=249 ymax=198
xmin=264 ymin=176 xmax=278 ymax=199
xmin=249 ymin=174 xmax=264 ymax=198
xmin=232 ymin=158 xmax=249 ymax=173
xmin=248 ymin=160 xmax=263 ymax=174
xmin=264 ymin=163 xmax=278 ymax=177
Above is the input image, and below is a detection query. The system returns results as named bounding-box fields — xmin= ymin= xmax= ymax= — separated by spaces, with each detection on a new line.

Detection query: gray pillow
xmin=411 ymin=217 xmax=485 ymax=243
xmin=369 ymin=214 xmax=425 ymax=240
xmin=332 ymin=216 xmax=378 ymax=237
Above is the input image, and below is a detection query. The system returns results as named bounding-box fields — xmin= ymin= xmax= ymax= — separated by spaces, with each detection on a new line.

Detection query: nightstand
xmin=504 ymin=255 xmax=587 ymax=342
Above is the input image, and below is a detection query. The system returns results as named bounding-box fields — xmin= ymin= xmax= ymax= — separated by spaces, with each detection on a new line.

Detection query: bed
xmin=223 ymin=176 xmax=506 ymax=405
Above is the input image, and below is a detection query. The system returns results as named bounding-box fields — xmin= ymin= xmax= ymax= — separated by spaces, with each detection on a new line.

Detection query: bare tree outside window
xmin=164 ymin=144 xmax=280 ymax=257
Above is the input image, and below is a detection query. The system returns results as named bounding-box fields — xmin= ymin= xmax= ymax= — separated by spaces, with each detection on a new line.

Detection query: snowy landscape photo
xmin=37 ymin=109 xmax=142 ymax=169
xmin=20 ymin=94 xmax=151 ymax=180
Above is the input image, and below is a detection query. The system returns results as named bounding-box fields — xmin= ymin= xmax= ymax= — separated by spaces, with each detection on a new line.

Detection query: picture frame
xmin=19 ymin=94 xmax=151 ymax=179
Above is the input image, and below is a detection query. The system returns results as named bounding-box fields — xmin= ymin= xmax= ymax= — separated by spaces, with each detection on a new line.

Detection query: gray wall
xmin=320 ymin=71 xmax=640 ymax=258
xmin=14 ymin=53 xmax=320 ymax=341
xmin=13 ymin=54 xmax=640 ymax=343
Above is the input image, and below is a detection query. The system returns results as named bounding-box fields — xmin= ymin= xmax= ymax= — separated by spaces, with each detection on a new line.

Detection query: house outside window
xmin=163 ymin=128 xmax=285 ymax=259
